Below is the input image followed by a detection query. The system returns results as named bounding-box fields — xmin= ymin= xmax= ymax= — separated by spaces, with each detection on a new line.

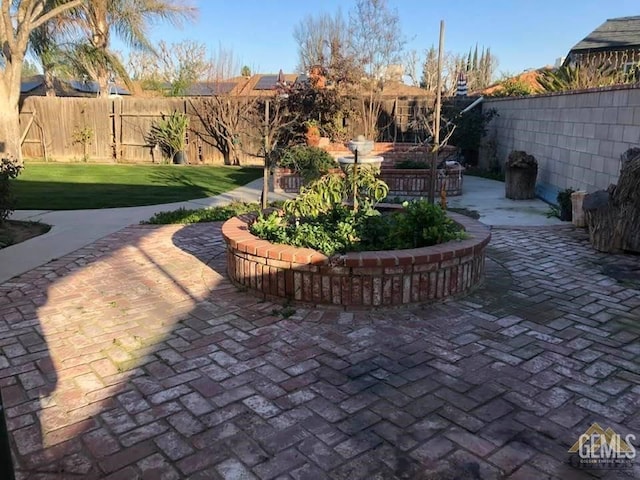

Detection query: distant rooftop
xmin=20 ymin=76 xmax=130 ymax=96
xmin=571 ymin=16 xmax=640 ymax=52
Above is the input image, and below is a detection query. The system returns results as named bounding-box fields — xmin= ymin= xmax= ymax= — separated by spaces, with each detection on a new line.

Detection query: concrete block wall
xmin=482 ymin=86 xmax=640 ymax=203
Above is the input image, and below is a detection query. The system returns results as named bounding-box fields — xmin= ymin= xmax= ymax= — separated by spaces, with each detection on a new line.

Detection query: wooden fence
xmin=19 ymin=95 xmax=437 ymax=164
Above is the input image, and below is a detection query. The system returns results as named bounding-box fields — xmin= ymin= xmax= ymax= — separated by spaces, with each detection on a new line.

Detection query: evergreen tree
xmin=420 ymin=45 xmax=438 ymax=90
xmin=472 ymin=44 xmax=478 ymax=72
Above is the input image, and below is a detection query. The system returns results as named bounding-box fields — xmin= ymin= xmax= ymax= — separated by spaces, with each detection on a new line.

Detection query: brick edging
xmin=222 ymin=211 xmax=491 ymax=309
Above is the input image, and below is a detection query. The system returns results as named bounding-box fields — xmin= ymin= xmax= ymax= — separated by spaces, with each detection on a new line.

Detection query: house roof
xmin=20 ymin=75 xmax=131 ymax=97
xmin=380 ymin=81 xmax=430 ymax=97
xmin=226 ymin=73 xmax=430 ymax=98
xmin=571 ymin=16 xmax=640 ymax=52
xmin=230 ymin=73 xmax=300 ymax=96
xmin=184 ymin=81 xmax=237 ymax=96
xmin=478 ymin=68 xmax=549 ymax=96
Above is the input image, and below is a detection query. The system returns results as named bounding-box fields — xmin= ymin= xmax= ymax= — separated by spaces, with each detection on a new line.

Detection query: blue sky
xmin=135 ymin=0 xmax=639 ymax=78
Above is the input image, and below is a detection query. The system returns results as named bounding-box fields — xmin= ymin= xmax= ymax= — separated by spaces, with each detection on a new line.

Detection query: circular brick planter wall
xmin=222 ymin=212 xmax=491 ymax=309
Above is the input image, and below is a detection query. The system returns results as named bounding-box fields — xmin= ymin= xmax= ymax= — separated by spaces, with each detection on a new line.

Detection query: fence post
xmin=112 ymin=99 xmax=122 ymax=162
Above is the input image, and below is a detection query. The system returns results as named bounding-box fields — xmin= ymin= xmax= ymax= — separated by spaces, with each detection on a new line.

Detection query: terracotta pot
xmin=305 ymin=126 xmax=320 ymax=146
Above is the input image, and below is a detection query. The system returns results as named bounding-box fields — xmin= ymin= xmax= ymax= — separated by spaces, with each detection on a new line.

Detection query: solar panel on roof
xmin=69 ymin=79 xmax=130 ymax=95
xmin=109 ymin=85 xmax=130 ymax=95
xmin=254 ymin=75 xmax=278 ymax=90
xmin=70 ymin=80 xmax=100 ymax=93
xmin=21 ymin=79 xmax=44 ymax=93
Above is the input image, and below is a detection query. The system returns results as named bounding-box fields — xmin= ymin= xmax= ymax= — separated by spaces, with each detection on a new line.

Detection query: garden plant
xmin=251 ymin=167 xmax=465 ymax=256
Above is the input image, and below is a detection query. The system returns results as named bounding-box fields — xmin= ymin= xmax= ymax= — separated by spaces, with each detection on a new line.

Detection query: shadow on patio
xmin=0 ymin=221 xmax=639 ymax=479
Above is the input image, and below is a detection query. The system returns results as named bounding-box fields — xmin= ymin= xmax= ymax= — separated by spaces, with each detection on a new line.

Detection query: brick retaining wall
xmin=273 ymin=167 xmax=464 ymax=197
xmin=222 ymin=212 xmax=490 ymax=309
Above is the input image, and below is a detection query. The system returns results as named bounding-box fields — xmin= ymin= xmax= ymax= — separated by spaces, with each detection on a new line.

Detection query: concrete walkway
xmin=1 ymin=176 xmax=560 ymax=284
xmin=2 ymin=179 xmax=290 ymax=284
xmin=448 ymin=176 xmax=562 ymax=227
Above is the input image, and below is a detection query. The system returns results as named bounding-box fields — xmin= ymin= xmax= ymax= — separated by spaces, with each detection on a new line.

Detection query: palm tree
xmin=29 ymin=16 xmax=71 ymax=97
xmin=67 ymin=0 xmax=197 ymax=97
xmin=0 ymin=0 xmax=83 ymax=161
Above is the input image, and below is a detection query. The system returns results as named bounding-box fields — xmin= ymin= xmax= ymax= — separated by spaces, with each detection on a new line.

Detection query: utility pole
xmin=262 ymin=99 xmax=269 ymax=209
xmin=430 ymin=20 xmax=445 ymax=204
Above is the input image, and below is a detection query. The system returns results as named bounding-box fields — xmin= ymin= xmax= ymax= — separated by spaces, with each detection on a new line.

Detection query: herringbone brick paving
xmin=0 ymin=223 xmax=638 ymax=479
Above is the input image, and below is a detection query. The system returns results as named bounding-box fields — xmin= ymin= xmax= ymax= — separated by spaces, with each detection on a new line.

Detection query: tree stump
xmin=583 ymin=190 xmax=621 ymax=252
xmin=583 ymin=148 xmax=640 ymax=253
xmin=505 ymin=151 xmax=538 ymax=200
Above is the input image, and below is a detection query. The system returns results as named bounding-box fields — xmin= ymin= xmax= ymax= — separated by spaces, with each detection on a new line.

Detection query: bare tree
xmin=421 ymin=49 xmax=465 ymax=96
xmin=243 ymin=94 xmax=302 ymax=207
xmin=0 ymin=0 xmax=83 ymax=160
xmin=128 ymin=40 xmax=210 ymax=95
xmin=404 ymin=49 xmax=422 ymax=87
xmin=349 ymin=0 xmax=405 ymax=140
xmin=293 ymin=10 xmax=348 ymax=73
xmin=190 ymin=47 xmax=255 ymax=165
xmin=192 ymin=96 xmax=257 ymax=165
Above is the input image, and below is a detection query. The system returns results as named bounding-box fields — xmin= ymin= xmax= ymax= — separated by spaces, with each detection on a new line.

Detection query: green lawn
xmin=11 ymin=164 xmax=263 ymax=210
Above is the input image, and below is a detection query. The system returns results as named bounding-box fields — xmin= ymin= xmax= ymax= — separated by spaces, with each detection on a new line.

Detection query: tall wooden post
xmin=430 ymin=20 xmax=445 ymax=204
xmin=262 ymin=99 xmax=270 ymax=209
xmin=352 ymin=149 xmax=359 ymax=212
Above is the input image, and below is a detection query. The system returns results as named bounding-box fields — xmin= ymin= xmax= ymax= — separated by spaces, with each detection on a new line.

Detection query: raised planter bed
xmin=222 ymin=211 xmax=490 ymax=309
xmin=272 ymin=167 xmax=341 ymax=194
xmin=273 ymin=166 xmax=464 ymax=196
xmin=382 ymin=167 xmax=464 ymax=198
xmin=274 ymin=142 xmax=463 ymax=196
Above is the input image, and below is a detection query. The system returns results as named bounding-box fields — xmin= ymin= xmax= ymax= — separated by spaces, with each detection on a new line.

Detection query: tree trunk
xmin=96 ymin=72 xmax=110 ymax=98
xmin=0 ymin=64 xmax=23 ymax=161
xmin=613 ymin=149 xmax=640 ymax=252
xmin=44 ymin=69 xmax=56 ymax=97
xmin=222 ymin=147 xmax=231 ymax=166
xmin=505 ymin=167 xmax=537 ymax=199
xmin=583 ymin=190 xmax=622 ymax=253
xmin=583 ymin=148 xmax=640 ymax=253
xmin=0 ymin=106 xmax=22 ymax=161
xmin=93 ymin=12 xmax=111 ymax=98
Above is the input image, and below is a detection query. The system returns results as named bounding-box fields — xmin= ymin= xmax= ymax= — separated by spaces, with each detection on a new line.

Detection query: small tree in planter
xmin=148 ymin=111 xmax=189 ymax=164
xmin=278 ymin=146 xmax=338 ymax=183
xmin=304 ymin=120 xmax=321 ymax=146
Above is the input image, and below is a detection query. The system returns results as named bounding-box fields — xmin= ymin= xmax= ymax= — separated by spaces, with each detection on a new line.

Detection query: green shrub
xmin=250 ymin=199 xmax=466 ymax=256
xmin=143 ymin=202 xmax=260 ymax=224
xmin=148 ymin=111 xmax=189 ymax=159
xmin=464 ymin=166 xmax=505 ymax=182
xmin=1 ymin=156 xmax=23 ymax=223
xmin=395 ymin=159 xmax=429 ymax=169
xmin=386 ymin=200 xmax=465 ymax=249
xmin=277 ymin=146 xmax=337 ymax=182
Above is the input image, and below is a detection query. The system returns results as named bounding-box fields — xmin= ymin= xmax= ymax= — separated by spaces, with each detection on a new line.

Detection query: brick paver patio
xmin=0 ymin=222 xmax=638 ymax=479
